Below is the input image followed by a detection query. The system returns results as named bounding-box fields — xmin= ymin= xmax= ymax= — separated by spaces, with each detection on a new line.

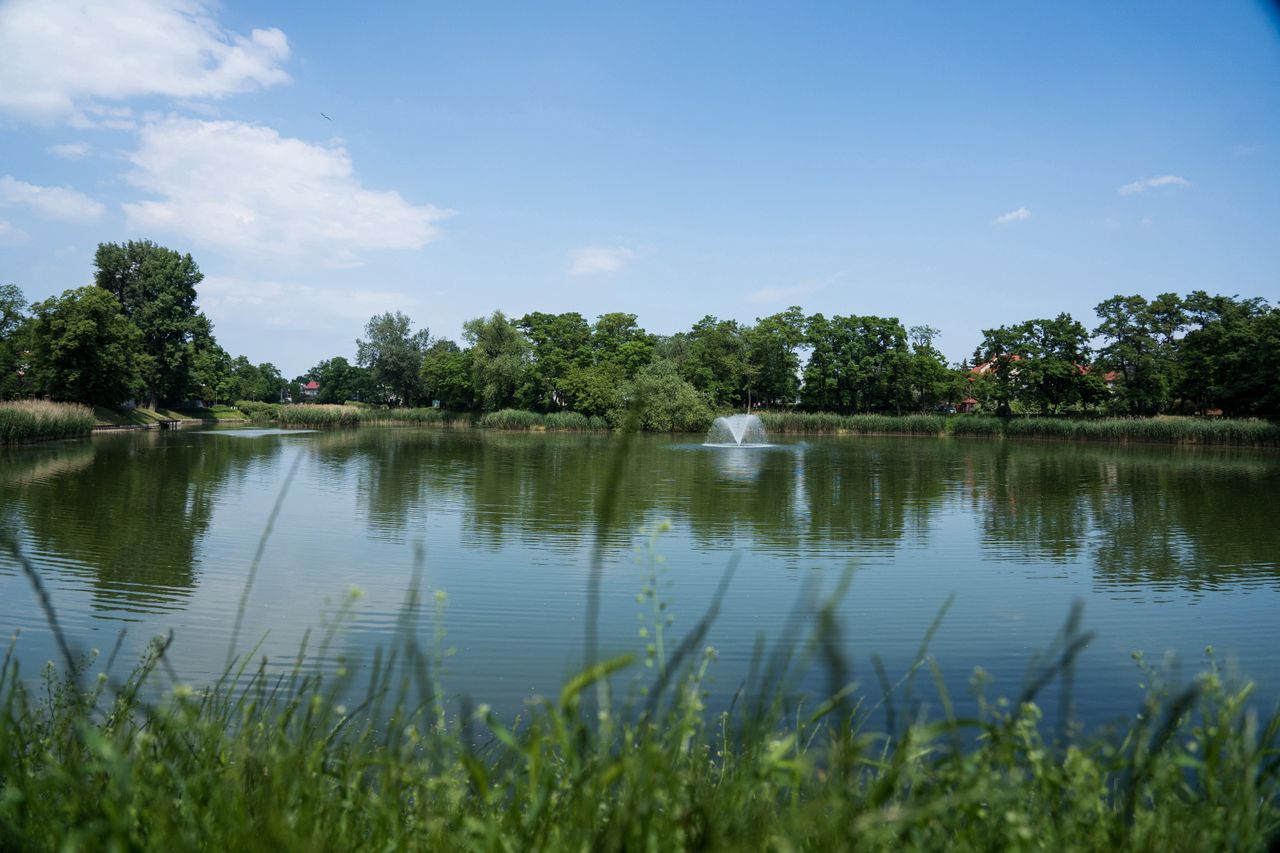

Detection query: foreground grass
xmin=760 ymin=412 xmax=1280 ymax=447
xmin=0 ymin=400 xmax=95 ymax=444
xmin=0 ymin=590 xmax=1276 ymax=850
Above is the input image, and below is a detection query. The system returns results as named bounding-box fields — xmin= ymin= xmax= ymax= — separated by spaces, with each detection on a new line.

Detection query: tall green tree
xmin=1093 ymin=294 xmax=1185 ymax=415
xmin=356 ymin=312 xmax=431 ymax=406
xmin=1015 ymin=314 xmax=1098 ymax=413
xmin=225 ymin=357 xmax=286 ymax=403
xmin=189 ymin=314 xmax=230 ymax=404
xmin=1176 ymin=292 xmax=1271 ymax=415
xmin=564 ymin=313 xmax=656 ymax=416
xmin=802 ymin=314 xmax=909 ymax=413
xmin=93 ymin=240 xmax=205 ymax=406
xmin=744 ymin=307 xmax=805 ymax=408
xmin=0 ymin=284 xmax=29 ymax=399
xmin=682 ymin=315 xmax=746 ymax=408
xmin=463 ymin=311 xmax=530 ymax=411
xmin=970 ymin=326 xmax=1024 ymax=415
xmin=518 ymin=311 xmax=592 ymax=411
xmin=906 ymin=325 xmax=962 ymax=412
xmin=419 ymin=339 xmax=474 ymax=409
xmin=28 ymin=287 xmax=147 ymax=406
xmin=307 ymin=356 xmax=368 ymax=404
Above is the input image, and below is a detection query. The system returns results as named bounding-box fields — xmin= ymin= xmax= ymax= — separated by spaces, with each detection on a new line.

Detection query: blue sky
xmin=1 ymin=1 xmax=1278 ymax=375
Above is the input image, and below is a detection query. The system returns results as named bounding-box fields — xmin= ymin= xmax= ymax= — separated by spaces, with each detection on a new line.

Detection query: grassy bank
xmin=0 ymin=400 xmax=95 ymax=444
xmin=92 ymin=406 xmax=205 ymax=427
xmin=0 ymin=595 xmax=1275 ymax=851
xmin=760 ymin=412 xmax=1280 ymax=447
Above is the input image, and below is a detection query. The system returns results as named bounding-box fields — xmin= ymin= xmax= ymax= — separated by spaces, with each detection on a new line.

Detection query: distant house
xmin=302 ymin=380 xmax=320 ymax=401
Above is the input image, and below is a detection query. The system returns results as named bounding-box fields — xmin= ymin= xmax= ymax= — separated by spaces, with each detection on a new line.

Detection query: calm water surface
xmin=2 ymin=427 xmax=1278 ymax=726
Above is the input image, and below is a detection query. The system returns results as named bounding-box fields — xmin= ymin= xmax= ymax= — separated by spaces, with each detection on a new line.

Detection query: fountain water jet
xmin=704 ymin=413 xmax=769 ymax=447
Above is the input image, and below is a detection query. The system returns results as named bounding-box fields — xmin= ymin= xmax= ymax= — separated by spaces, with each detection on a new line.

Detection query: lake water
xmin=2 ymin=426 xmax=1278 ymax=727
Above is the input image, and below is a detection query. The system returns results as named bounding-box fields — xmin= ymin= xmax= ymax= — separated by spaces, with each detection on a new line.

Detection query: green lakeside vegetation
xmin=0 ymin=530 xmax=1277 ymax=851
xmin=0 ymin=400 xmax=95 ymax=444
xmin=3 ymin=239 xmax=1279 ymax=445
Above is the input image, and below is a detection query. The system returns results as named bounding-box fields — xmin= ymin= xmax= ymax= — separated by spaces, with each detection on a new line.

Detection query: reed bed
xmin=478 ymin=409 xmax=609 ymax=431
xmin=544 ymin=411 xmax=609 ymax=431
xmin=760 ymin=411 xmax=1280 ymax=447
xmin=759 ymin=412 xmax=946 ymax=436
xmin=0 ymin=399 xmax=95 ymax=444
xmin=276 ymin=404 xmax=363 ymax=428
xmin=358 ymin=407 xmax=463 ymax=426
xmin=1000 ymin=416 xmax=1280 ymax=446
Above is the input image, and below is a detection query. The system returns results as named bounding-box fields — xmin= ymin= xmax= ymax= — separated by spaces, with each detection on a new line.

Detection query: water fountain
xmin=704 ymin=413 xmax=769 ymax=447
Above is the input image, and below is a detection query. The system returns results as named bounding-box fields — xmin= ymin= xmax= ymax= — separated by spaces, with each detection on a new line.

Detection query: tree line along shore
xmin=2 ymin=239 xmax=1278 ymax=444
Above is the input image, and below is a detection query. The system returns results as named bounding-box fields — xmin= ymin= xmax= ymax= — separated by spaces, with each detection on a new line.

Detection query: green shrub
xmin=478 ymin=409 xmax=545 ymax=430
xmin=544 ymin=411 xmax=598 ymax=431
xmin=234 ymin=400 xmax=280 ymax=421
xmin=0 ymin=399 xmax=95 ymax=444
xmin=611 ymin=361 xmax=714 ymax=432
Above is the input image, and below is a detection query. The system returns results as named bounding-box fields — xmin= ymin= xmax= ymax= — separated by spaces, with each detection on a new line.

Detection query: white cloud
xmin=200 ymin=276 xmax=422 ymax=329
xmin=746 ymin=270 xmax=844 ymax=305
xmin=122 ymin=118 xmax=453 ymax=264
xmin=0 ymin=175 xmax=105 ymax=222
xmin=0 ymin=220 xmax=30 ymax=244
xmin=0 ymin=0 xmax=290 ymax=124
xmin=1118 ymin=174 xmax=1190 ymax=195
xmin=568 ymin=246 xmax=636 ymax=276
xmin=994 ymin=206 xmax=1031 ymax=225
xmin=48 ymin=142 xmax=91 ymax=160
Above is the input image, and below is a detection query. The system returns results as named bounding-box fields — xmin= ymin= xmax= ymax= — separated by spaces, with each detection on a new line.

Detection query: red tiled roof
xmin=304 ymin=381 xmax=320 ymax=390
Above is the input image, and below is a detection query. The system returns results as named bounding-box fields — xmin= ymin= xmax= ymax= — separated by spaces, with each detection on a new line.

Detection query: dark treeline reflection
xmin=310 ymin=430 xmax=1280 ymax=592
xmin=961 ymin=441 xmax=1280 ymax=590
xmin=307 ymin=430 xmax=960 ymax=557
xmin=4 ymin=430 xmax=1278 ymax=616
xmin=2 ymin=431 xmax=260 ymax=613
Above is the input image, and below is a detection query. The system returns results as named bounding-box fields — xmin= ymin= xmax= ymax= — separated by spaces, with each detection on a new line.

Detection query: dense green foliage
xmin=4 ymin=240 xmax=1279 ymax=425
xmin=0 ymin=400 xmax=95 ymax=444
xmin=0 ymin=284 xmax=29 ymax=400
xmin=234 ymin=400 xmax=282 ymax=421
xmin=612 ymin=359 xmax=714 ymax=432
xmin=357 ymin=312 xmax=432 ymax=406
xmin=93 ymin=241 xmax=206 ymax=407
xmin=26 ymin=287 xmax=147 ymax=406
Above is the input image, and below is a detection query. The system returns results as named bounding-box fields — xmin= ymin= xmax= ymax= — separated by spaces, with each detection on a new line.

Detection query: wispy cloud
xmin=568 ymin=246 xmax=636 ymax=276
xmin=1118 ymin=174 xmax=1190 ymax=195
xmin=48 ymin=142 xmax=91 ymax=160
xmin=123 ymin=118 xmax=453 ymax=265
xmin=746 ymin=270 xmax=845 ymax=305
xmin=199 ymin=277 xmax=423 ymax=329
xmin=0 ymin=175 xmax=105 ymax=222
xmin=0 ymin=0 xmax=290 ymax=124
xmin=994 ymin=206 xmax=1031 ymax=225
xmin=0 ymin=220 xmax=29 ymax=245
